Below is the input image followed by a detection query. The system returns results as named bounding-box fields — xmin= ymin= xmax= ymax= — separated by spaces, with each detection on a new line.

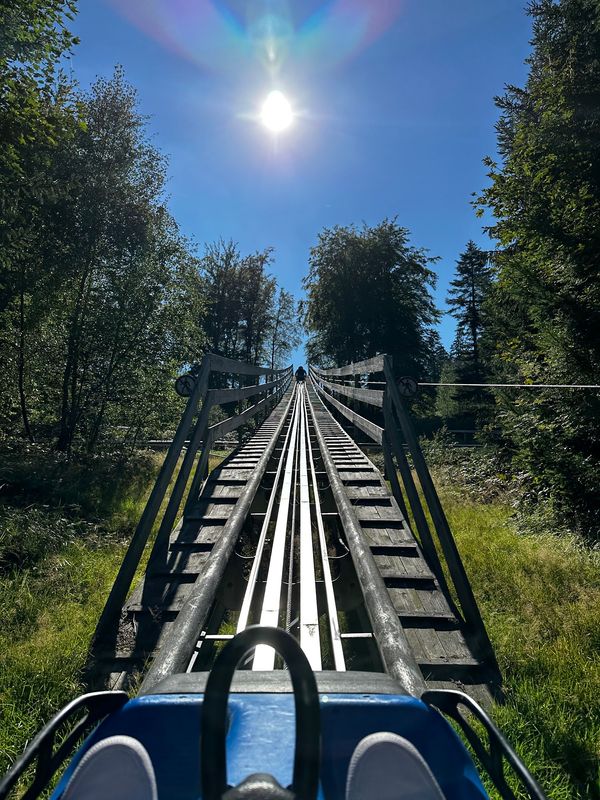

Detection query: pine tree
xmin=444 ymin=242 xmax=494 ymax=427
xmin=478 ymin=0 xmax=600 ymax=537
xmin=446 ymin=242 xmax=493 ymax=381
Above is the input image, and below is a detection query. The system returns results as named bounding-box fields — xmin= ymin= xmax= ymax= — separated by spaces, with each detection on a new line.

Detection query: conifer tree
xmin=445 ymin=242 xmax=494 ymax=426
xmin=479 ymin=0 xmax=600 ymax=536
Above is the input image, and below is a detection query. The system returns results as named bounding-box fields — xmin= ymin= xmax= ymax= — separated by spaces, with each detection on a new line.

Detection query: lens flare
xmin=106 ymin=1 xmax=404 ymax=75
xmin=261 ymin=90 xmax=293 ymax=132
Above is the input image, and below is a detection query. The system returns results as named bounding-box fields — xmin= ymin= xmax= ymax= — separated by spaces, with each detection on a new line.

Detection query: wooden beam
xmin=312 ymin=372 xmax=384 ymax=408
xmin=312 ymin=354 xmax=384 ymax=377
xmin=313 ymin=379 xmax=383 ymax=444
xmin=209 ymin=354 xmax=290 ymax=377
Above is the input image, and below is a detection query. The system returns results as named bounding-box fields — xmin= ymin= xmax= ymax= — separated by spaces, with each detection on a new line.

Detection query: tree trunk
xmin=17 ymin=281 xmax=34 ymax=443
xmin=57 ymin=266 xmax=92 ymax=452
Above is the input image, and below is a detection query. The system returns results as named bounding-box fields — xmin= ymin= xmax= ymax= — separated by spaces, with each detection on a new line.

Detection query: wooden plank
xmin=345 ymin=486 xmax=389 ymax=500
xmin=208 ymin=378 xmax=279 ymax=405
xmin=339 ymin=471 xmax=379 ymax=481
xmin=209 ymin=353 xmax=290 ymax=377
xmin=313 ymin=381 xmax=383 ymax=443
xmin=314 ymin=374 xmax=384 ymax=408
xmin=354 ymin=505 xmax=398 ymax=521
xmin=386 ymin=585 xmax=449 ymax=614
xmin=312 ymin=354 xmax=385 ymax=377
xmin=397 ymin=610 xmax=459 ymax=628
xmin=437 ymin=629 xmax=475 ymax=660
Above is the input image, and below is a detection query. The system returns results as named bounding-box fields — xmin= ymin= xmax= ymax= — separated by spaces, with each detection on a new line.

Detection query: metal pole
xmin=297 ymin=384 xmax=322 ymax=670
xmin=254 ymin=389 xmax=301 ymax=670
xmin=237 ymin=392 xmax=297 ymax=633
xmin=304 ymin=392 xmax=345 ymax=670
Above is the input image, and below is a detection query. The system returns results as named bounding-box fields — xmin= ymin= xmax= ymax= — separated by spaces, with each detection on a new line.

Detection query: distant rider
xmin=295 ymin=365 xmax=307 ymax=383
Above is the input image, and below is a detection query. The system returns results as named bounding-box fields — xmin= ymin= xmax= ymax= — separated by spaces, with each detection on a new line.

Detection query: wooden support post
xmin=383 ymin=355 xmax=495 ymax=660
xmin=93 ymin=355 xmax=212 ymax=641
xmin=183 ymin=428 xmax=215 ymax=515
xmin=383 ymin=393 xmax=451 ymax=600
xmin=148 ymin=390 xmax=214 ymax=569
xmin=382 ymin=429 xmax=409 ymax=520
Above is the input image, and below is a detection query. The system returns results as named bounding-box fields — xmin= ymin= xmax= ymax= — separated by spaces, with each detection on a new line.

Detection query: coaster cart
xmin=0 ymin=627 xmax=547 ymax=800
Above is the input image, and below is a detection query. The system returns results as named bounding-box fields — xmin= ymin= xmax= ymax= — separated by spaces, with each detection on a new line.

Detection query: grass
xmin=0 ymin=448 xmax=228 ymax=777
xmin=0 ymin=535 xmax=126 ymax=772
xmin=437 ymin=486 xmax=600 ymax=800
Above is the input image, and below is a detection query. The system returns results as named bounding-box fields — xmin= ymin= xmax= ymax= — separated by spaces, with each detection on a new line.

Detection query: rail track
xmin=87 ymin=353 xmax=500 ymax=705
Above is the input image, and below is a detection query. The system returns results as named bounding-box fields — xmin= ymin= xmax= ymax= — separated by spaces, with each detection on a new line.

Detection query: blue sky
xmin=70 ymin=1 xmax=532 ymax=367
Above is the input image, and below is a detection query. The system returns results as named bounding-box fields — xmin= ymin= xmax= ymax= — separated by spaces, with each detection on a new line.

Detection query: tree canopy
xmin=302 ymin=219 xmax=441 ymax=377
xmin=478 ymin=0 xmax=600 ymax=535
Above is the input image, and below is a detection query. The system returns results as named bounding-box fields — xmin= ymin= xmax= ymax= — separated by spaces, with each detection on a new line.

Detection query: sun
xmin=260 ymin=90 xmax=293 ymax=132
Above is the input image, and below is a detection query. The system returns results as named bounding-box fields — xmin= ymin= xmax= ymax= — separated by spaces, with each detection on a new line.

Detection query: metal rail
xmin=90 ymin=354 xmax=498 ymax=704
xmin=310 ymin=355 xmax=497 ymax=667
xmin=303 ymin=392 xmax=345 ymax=670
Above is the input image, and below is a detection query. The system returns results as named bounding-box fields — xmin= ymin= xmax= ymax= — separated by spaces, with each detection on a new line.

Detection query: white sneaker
xmin=61 ymin=735 xmax=157 ymax=800
xmin=346 ymin=732 xmax=446 ymax=800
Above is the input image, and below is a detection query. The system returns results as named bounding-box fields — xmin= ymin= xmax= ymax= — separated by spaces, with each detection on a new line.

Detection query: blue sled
xmin=0 ymin=627 xmax=546 ymax=800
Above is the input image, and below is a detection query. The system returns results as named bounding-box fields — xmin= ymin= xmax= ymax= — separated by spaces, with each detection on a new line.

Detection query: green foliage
xmin=0 ymin=440 xmax=160 ymax=523
xmin=441 ymin=490 xmax=600 ymax=799
xmin=0 ymin=446 xmax=228 ymax=775
xmin=447 ymin=241 xmax=493 ymax=370
xmin=0 ymin=535 xmax=126 ymax=774
xmin=268 ymin=288 xmax=302 ymax=369
xmin=477 ymin=0 xmax=600 ymax=539
xmin=199 ymin=240 xmax=300 ymax=371
xmin=443 ymin=241 xmax=495 ymax=426
xmin=420 ymin=429 xmax=515 ymax=504
xmin=1 ymin=63 xmax=206 ymax=452
xmin=302 ymin=219 xmax=441 ymax=376
xmin=0 ymin=1 xmax=78 ymax=69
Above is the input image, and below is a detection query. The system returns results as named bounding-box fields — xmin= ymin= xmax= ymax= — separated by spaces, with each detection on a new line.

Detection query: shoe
xmin=346 ymin=732 xmax=446 ymax=800
xmin=61 ymin=735 xmax=157 ymax=800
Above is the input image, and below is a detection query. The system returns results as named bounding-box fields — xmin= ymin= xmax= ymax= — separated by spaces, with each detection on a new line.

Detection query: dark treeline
xmin=304 ymin=0 xmax=600 ymax=540
xmin=0 ymin=2 xmax=300 ymax=454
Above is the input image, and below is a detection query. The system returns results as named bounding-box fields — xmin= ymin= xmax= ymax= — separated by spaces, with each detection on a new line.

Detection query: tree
xmin=0 ymin=0 xmax=79 ymax=439
xmin=199 ymin=240 xmax=299 ymax=371
xmin=303 ymin=219 xmax=440 ymax=377
xmin=447 ymin=242 xmax=493 ymax=379
xmin=478 ymin=0 xmax=600 ymax=536
xmin=267 ymin=289 xmax=301 ymax=369
xmin=0 ymin=65 xmax=206 ymax=452
xmin=444 ymin=241 xmax=494 ymax=425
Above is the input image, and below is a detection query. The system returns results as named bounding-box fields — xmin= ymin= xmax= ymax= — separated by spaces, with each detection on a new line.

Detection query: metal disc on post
xmin=397 ymin=376 xmax=418 ymax=398
xmin=175 ymin=373 xmax=196 ymax=397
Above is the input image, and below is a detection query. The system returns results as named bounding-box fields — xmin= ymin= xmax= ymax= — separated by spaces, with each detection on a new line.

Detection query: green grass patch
xmin=0 ymin=534 xmax=127 ymax=774
xmin=0 ymin=448 xmax=228 ymax=776
xmin=439 ymin=488 xmax=600 ymax=799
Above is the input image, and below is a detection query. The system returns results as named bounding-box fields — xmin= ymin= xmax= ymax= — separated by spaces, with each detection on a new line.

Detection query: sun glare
xmin=260 ymin=90 xmax=293 ymax=132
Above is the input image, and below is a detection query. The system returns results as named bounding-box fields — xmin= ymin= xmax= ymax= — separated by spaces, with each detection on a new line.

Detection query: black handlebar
xmin=200 ymin=626 xmax=321 ymax=800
